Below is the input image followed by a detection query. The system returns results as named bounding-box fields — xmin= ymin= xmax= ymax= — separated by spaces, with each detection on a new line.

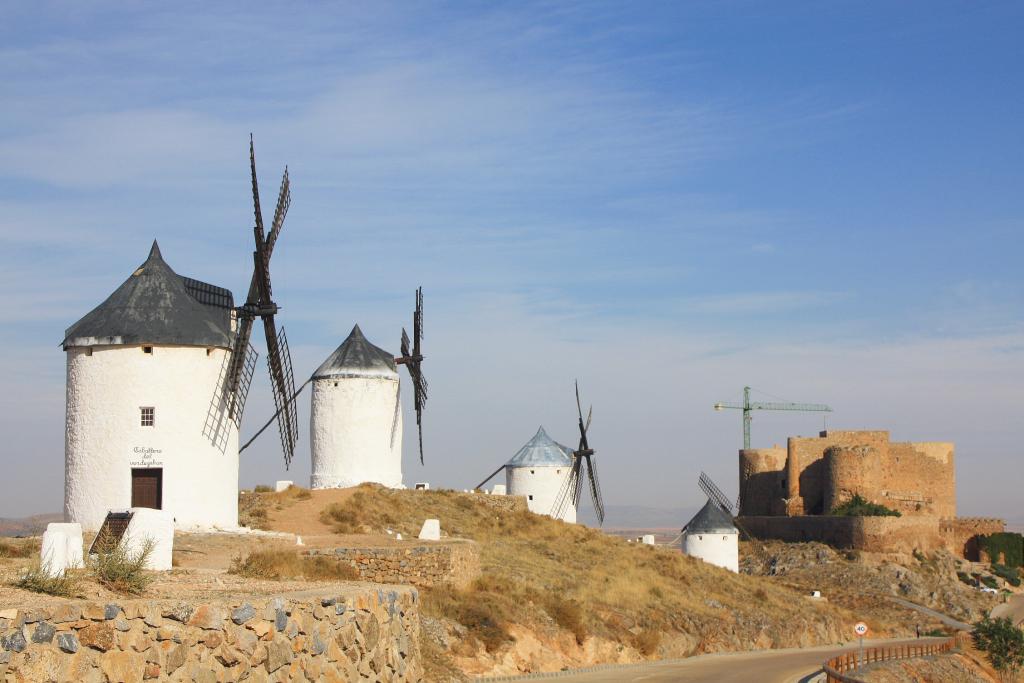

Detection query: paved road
xmin=509 ymin=638 xmax=944 ymax=683
xmin=991 ymin=593 xmax=1024 ymax=626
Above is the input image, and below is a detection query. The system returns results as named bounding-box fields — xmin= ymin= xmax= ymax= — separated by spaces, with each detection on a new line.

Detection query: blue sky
xmin=1 ymin=2 xmax=1021 ymax=522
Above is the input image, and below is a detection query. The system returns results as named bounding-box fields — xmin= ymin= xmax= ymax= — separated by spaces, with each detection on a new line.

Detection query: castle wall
xmin=824 ymin=445 xmax=882 ymax=513
xmin=739 ymin=447 xmax=786 ymax=517
xmin=740 ymin=515 xmax=944 ymax=555
xmin=65 ymin=344 xmax=239 ymax=531
xmin=881 ymin=442 xmax=955 ymax=517
xmin=940 ymin=518 xmax=1005 ymax=561
xmin=785 ymin=431 xmax=890 ymax=515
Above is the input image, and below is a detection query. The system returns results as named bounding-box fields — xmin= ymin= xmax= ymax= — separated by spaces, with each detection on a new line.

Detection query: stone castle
xmin=737 ymin=430 xmax=1003 ymax=558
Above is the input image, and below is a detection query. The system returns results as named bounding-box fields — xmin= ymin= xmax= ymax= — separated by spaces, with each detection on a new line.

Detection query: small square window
xmin=140 ymin=407 xmax=155 ymax=427
xmin=143 ymin=346 xmax=153 ymax=354
xmin=528 ymin=495 xmax=534 ymax=501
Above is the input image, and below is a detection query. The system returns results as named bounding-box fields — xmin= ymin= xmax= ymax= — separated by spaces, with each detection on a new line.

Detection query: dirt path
xmin=990 ymin=593 xmax=1024 ymax=626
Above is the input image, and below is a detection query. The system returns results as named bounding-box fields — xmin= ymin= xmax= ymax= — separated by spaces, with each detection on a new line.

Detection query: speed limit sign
xmin=855 ymin=622 xmax=869 ymax=636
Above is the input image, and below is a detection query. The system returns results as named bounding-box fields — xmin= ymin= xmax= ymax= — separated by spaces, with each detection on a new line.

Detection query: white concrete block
xmin=274 ymin=480 xmax=293 ymax=493
xmin=418 ymin=519 xmax=441 ymax=541
xmin=122 ymin=508 xmax=174 ymax=570
xmin=395 ymin=533 xmax=403 ymax=541
xmin=40 ymin=523 xmax=84 ymax=577
xmin=642 ymin=534 xmax=656 ymax=545
xmin=491 ymin=484 xmax=506 ymax=496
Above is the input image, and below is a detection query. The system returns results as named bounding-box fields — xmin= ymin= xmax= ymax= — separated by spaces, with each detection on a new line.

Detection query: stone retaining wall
xmin=306 ymin=541 xmax=481 ymax=589
xmin=740 ymin=515 xmax=944 ymax=555
xmin=742 ymin=514 xmax=1005 ymax=558
xmin=0 ymin=586 xmax=422 ymax=682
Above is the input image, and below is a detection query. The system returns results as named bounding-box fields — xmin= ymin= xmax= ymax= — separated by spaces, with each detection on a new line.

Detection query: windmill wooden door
xmin=131 ymin=468 xmax=163 ymax=509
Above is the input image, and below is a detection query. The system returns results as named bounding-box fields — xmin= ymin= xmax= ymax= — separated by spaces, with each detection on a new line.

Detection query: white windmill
xmin=245 ymin=289 xmax=427 ymax=490
xmin=62 ymin=137 xmax=300 ymax=531
xmin=475 ymin=384 xmax=606 ymax=525
xmin=681 ymin=499 xmax=739 ymax=573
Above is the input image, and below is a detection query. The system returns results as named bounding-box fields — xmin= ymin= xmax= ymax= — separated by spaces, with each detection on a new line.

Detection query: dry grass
xmin=239 ymin=485 xmax=314 ymax=530
xmin=322 ymin=484 xmax=852 ymax=659
xmin=0 ymin=538 xmax=40 ymax=559
xmin=13 ymin=563 xmax=80 ymax=597
xmin=229 ymin=548 xmax=359 ymax=582
xmin=91 ymin=537 xmax=155 ymax=595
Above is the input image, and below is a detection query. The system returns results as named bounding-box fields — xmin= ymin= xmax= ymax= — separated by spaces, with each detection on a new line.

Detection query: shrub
xmin=320 ymin=502 xmax=365 ymax=534
xmin=229 ymin=549 xmax=358 ymax=581
xmin=992 ymin=564 xmax=1021 ymax=587
xmin=633 ymin=628 xmax=661 ymax=656
xmin=979 ymin=533 xmax=1024 ymax=568
xmin=253 ymin=485 xmax=273 ymax=493
xmin=422 ymin=584 xmax=511 ymax=653
xmin=831 ymin=494 xmax=900 ymax=517
xmin=91 ymin=537 xmax=155 ymax=595
xmin=973 ymin=616 xmax=1024 ymax=676
xmin=980 ymin=575 xmax=999 ymax=590
xmin=13 ymin=563 xmax=79 ymax=597
xmin=544 ymin=596 xmax=587 ymax=645
xmin=957 ymin=571 xmax=977 ymax=587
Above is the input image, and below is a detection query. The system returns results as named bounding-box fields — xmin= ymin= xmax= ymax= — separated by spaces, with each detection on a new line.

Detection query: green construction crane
xmin=714 ymin=386 xmax=832 ymax=450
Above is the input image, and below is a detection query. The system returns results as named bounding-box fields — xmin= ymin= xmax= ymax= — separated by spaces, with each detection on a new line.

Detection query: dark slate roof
xmin=683 ymin=499 xmax=738 ymax=534
xmin=506 ymin=426 xmax=574 ymax=468
xmin=63 ymin=241 xmax=234 ymax=349
xmin=313 ymin=325 xmax=397 ymax=379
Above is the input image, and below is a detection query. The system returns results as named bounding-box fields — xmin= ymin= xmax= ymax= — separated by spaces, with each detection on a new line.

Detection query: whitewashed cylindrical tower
xmin=309 ymin=325 xmax=403 ymax=489
xmin=506 ymin=427 xmax=576 ymax=523
xmin=681 ymin=499 xmax=739 ymax=573
xmin=63 ymin=242 xmax=239 ymax=531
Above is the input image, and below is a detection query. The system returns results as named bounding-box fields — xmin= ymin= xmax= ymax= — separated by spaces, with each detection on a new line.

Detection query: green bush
xmin=831 ymin=494 xmax=901 ymax=517
xmin=973 ymin=616 xmax=1024 ymax=675
xmin=957 ymin=571 xmax=977 ymax=587
xmin=979 ymin=533 xmax=1024 ymax=568
xmin=980 ymin=575 xmax=998 ymax=590
xmin=991 ymin=564 xmax=1021 ymax=587
xmin=91 ymin=537 xmax=154 ymax=595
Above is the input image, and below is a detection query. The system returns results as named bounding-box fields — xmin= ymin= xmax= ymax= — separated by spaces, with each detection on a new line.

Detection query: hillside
xmin=743 ymin=541 xmax=1003 ymax=634
xmin=244 ymin=485 xmax=857 ymax=678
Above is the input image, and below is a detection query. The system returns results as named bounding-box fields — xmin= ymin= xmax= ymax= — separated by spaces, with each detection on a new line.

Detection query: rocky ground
xmin=742 ymin=541 xmax=1005 ymax=635
xmin=856 ymin=652 xmax=999 ymax=682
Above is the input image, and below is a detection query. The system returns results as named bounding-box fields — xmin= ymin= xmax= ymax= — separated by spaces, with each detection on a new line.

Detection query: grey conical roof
xmin=506 ymin=426 xmax=574 ymax=468
xmin=63 ymin=241 xmax=234 ymax=349
xmin=683 ymin=499 xmax=738 ymax=534
xmin=313 ymin=325 xmax=397 ymax=379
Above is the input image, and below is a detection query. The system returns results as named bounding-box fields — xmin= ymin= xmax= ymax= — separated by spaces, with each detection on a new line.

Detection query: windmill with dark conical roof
xmin=245 ymin=288 xmax=428 ymax=489
xmin=63 ymin=240 xmax=245 ymax=530
xmin=62 ymin=136 xmax=299 ymax=531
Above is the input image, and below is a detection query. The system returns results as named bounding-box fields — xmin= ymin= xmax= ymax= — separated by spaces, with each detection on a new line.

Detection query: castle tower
xmin=505 ymin=427 xmax=576 ymax=523
xmin=63 ymin=242 xmax=239 ymax=531
xmin=681 ymin=499 xmax=739 ymax=573
xmin=309 ymin=325 xmax=403 ymax=489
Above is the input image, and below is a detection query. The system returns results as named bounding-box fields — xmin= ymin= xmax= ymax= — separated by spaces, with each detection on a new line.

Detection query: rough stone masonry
xmin=0 ymin=585 xmax=422 ymax=682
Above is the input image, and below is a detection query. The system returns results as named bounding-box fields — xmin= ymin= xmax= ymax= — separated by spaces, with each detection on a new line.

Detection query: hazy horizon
xmin=1 ymin=2 xmax=1022 ymax=522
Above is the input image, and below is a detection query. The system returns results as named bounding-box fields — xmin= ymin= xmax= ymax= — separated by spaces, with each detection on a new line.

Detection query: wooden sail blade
xmin=586 ymin=455 xmax=605 ymax=524
xmin=263 ymin=320 xmax=299 ymax=469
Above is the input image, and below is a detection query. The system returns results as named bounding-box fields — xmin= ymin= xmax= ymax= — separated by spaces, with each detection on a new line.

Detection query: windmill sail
xmin=226 ymin=136 xmax=300 ymax=468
